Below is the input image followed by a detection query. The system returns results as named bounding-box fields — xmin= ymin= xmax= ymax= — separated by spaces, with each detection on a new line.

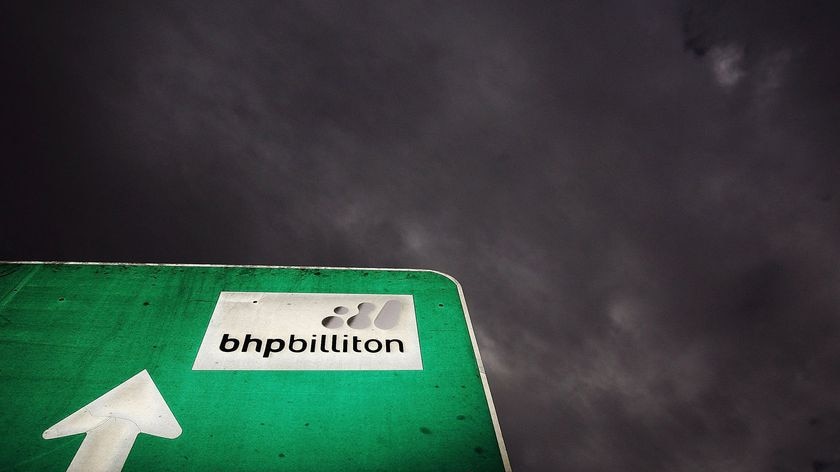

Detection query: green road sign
xmin=0 ymin=262 xmax=510 ymax=471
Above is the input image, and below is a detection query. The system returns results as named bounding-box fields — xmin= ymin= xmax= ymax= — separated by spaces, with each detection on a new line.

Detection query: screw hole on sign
xmin=347 ymin=302 xmax=375 ymax=329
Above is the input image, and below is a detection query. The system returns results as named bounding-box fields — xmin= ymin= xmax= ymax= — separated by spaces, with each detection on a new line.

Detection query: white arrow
xmin=43 ymin=370 xmax=182 ymax=472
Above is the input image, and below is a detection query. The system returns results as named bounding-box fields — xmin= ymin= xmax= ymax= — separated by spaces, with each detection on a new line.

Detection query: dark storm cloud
xmin=4 ymin=1 xmax=840 ymax=470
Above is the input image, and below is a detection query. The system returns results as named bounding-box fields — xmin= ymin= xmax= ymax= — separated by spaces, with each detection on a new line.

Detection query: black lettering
xmin=365 ymin=339 xmax=383 ymax=353
xmin=385 ymin=339 xmax=404 ymax=353
xmin=264 ymin=339 xmax=285 ymax=357
xmin=289 ymin=334 xmax=307 ymax=353
xmin=220 ymin=333 xmax=405 ymax=357
xmin=242 ymin=333 xmax=262 ymax=353
xmin=220 ymin=333 xmax=239 ymax=352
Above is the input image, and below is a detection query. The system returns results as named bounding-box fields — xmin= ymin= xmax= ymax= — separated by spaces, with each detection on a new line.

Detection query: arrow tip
xmin=43 ymin=370 xmax=182 ymax=440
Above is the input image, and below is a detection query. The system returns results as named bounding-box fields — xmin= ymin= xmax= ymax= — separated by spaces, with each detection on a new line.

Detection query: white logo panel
xmin=193 ymin=292 xmax=422 ymax=370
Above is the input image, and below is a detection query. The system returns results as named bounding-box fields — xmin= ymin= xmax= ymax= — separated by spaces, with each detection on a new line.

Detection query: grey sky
xmin=4 ymin=1 xmax=840 ymax=470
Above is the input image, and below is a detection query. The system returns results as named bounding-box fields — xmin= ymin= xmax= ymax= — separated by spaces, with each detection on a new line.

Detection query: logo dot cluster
xmin=321 ymin=300 xmax=402 ymax=330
